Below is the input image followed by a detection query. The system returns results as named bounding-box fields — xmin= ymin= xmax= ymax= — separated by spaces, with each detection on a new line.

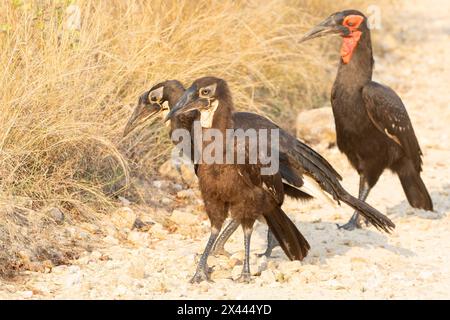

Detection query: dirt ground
xmin=1 ymin=0 xmax=449 ymax=299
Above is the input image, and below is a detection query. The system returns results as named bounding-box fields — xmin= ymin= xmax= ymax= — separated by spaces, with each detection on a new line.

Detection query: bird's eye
xmin=201 ymin=88 xmax=210 ymax=96
xmin=347 ymin=21 xmax=355 ymax=27
xmin=150 ymin=95 xmax=158 ymax=102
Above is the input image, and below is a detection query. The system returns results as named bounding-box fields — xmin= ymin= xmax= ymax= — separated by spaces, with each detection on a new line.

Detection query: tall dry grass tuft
xmin=0 ymin=0 xmax=381 ymax=276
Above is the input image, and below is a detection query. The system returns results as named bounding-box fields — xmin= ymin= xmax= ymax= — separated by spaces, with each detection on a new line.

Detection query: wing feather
xmin=362 ymin=82 xmax=423 ymax=171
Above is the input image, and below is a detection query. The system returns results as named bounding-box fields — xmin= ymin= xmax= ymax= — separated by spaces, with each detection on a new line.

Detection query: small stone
xmin=230 ymin=252 xmax=244 ymax=261
xmin=252 ymin=256 xmax=268 ymax=275
xmin=18 ymin=250 xmax=31 ymax=264
xmin=118 ymin=196 xmax=131 ymax=206
xmin=259 ymin=270 xmax=276 ymax=283
xmin=77 ymin=231 xmax=89 ymax=240
xmin=275 ymin=272 xmax=287 ymax=283
xmin=132 ymin=217 xmax=154 ymax=231
xmin=172 ymin=184 xmax=183 ymax=191
xmin=48 ymin=207 xmax=65 ymax=224
xmin=152 ymin=180 xmax=170 ymax=189
xmin=198 ymin=281 xmax=210 ymax=293
xmin=161 ymin=197 xmax=173 ymax=205
xmin=127 ymin=231 xmax=150 ymax=245
xmin=231 ymin=266 xmax=242 ymax=279
xmin=170 ymin=210 xmax=198 ymax=226
xmin=207 ymin=255 xmax=222 ymax=267
xmin=111 ymin=207 xmax=136 ymax=229
xmin=228 ymin=258 xmax=242 ymax=268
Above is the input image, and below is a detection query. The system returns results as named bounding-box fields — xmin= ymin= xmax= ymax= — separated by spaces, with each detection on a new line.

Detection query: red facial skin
xmin=340 ymin=15 xmax=365 ymax=64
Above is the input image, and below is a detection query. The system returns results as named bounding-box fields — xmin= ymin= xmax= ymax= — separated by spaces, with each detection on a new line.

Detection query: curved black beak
xmin=123 ymin=93 xmax=161 ymax=137
xmin=299 ymin=15 xmax=350 ymax=43
xmin=164 ymin=85 xmax=197 ymax=123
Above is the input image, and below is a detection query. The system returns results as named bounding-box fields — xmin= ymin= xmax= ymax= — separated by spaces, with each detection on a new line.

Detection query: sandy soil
xmin=1 ymin=0 xmax=449 ymax=299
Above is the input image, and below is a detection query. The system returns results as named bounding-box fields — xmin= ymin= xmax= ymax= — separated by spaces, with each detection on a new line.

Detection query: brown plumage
xmin=301 ymin=9 xmax=433 ymax=230
xmin=166 ymin=77 xmax=309 ymax=282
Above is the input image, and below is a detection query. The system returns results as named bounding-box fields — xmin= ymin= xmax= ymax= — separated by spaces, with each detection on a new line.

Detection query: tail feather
xmin=397 ymin=161 xmax=433 ymax=211
xmin=339 ymin=192 xmax=395 ymax=233
xmin=283 ymin=183 xmax=314 ymax=201
xmin=264 ymin=207 xmax=310 ymax=261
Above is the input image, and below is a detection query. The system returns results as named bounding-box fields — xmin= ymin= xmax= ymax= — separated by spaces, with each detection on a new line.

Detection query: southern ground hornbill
xmin=124 ymin=80 xmax=394 ymax=259
xmin=300 ymin=10 xmax=433 ymax=230
xmin=164 ymin=77 xmax=394 ymax=283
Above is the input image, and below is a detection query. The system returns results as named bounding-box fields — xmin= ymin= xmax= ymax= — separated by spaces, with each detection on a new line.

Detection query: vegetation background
xmin=0 ymin=0 xmax=391 ymax=276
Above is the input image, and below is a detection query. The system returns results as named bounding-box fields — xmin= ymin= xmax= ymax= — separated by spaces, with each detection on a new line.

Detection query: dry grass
xmin=0 ymin=0 xmax=381 ymax=276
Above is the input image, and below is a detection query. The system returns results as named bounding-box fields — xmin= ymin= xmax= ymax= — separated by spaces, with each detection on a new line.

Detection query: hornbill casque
xmin=124 ymin=80 xmax=395 ymax=261
xmin=300 ymin=10 xmax=433 ymax=230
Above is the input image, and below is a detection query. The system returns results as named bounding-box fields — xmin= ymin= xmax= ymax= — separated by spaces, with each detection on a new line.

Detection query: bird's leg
xmin=236 ymin=225 xmax=253 ymax=283
xmin=190 ymin=227 xmax=220 ymax=284
xmin=338 ymin=175 xmax=371 ymax=231
xmin=211 ymin=219 xmax=239 ymax=257
xmin=257 ymin=229 xmax=279 ymax=258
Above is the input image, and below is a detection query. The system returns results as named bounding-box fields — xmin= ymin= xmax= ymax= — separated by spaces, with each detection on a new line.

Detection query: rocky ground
xmin=0 ymin=0 xmax=449 ymax=299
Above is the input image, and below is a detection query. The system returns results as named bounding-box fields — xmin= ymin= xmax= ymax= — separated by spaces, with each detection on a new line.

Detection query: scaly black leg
xmin=190 ymin=227 xmax=220 ymax=283
xmin=338 ymin=175 xmax=371 ymax=231
xmin=257 ymin=229 xmax=279 ymax=258
xmin=236 ymin=226 xmax=253 ymax=283
xmin=211 ymin=219 xmax=239 ymax=257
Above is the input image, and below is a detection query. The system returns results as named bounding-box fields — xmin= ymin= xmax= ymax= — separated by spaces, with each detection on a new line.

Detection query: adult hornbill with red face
xmin=124 ymin=80 xmax=394 ymax=262
xmin=164 ymin=76 xmax=394 ymax=283
xmin=300 ymin=10 xmax=433 ymax=230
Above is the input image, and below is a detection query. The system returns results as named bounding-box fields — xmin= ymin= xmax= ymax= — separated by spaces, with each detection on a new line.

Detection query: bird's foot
xmin=235 ymin=272 xmax=252 ymax=283
xmin=256 ymin=249 xmax=272 ymax=258
xmin=337 ymin=220 xmax=362 ymax=231
xmin=189 ymin=269 xmax=212 ymax=284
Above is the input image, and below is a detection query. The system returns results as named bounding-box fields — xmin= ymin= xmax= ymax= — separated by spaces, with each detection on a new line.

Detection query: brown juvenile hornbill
xmin=165 ymin=76 xmax=395 ymax=283
xmin=164 ymin=76 xmax=310 ymax=283
xmin=300 ymin=10 xmax=433 ymax=230
xmin=124 ymin=80 xmax=394 ymax=260
xmin=123 ymin=80 xmax=186 ymax=138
